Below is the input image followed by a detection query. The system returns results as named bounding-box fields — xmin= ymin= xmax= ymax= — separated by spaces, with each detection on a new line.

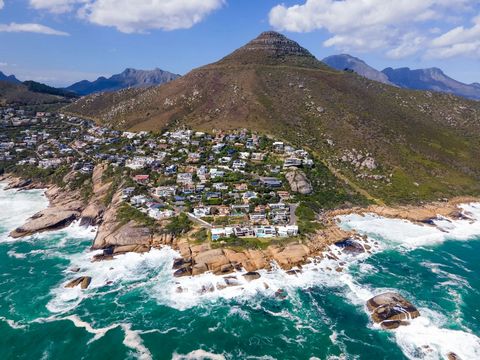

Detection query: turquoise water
xmin=1 ymin=183 xmax=479 ymax=360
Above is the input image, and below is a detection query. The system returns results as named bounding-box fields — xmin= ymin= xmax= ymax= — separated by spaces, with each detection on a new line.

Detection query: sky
xmin=0 ymin=0 xmax=479 ymax=87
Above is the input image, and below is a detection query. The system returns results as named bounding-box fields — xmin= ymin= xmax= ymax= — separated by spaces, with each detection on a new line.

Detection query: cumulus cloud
xmin=0 ymin=22 xmax=69 ymax=36
xmin=29 ymin=0 xmax=224 ymax=33
xmin=81 ymin=0 xmax=225 ymax=33
xmin=269 ymin=0 xmax=474 ymax=59
xmin=29 ymin=0 xmax=85 ymax=14
xmin=428 ymin=16 xmax=480 ymax=58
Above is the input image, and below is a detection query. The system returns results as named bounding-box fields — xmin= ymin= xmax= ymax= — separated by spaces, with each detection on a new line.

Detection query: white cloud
xmin=29 ymin=0 xmax=84 ymax=14
xmin=0 ymin=22 xmax=69 ymax=36
xmin=428 ymin=16 xmax=480 ymax=58
xmin=0 ymin=1 xmax=4 ymax=10
xmin=81 ymin=0 xmax=225 ymax=33
xmin=29 ymin=0 xmax=224 ymax=33
xmin=269 ymin=0 xmax=473 ymax=59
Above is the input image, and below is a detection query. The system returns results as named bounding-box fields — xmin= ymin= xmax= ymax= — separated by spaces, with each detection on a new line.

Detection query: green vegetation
xmin=212 ymin=235 xmax=270 ymax=250
xmin=116 ymin=203 xmax=156 ymax=228
xmin=165 ymin=213 xmax=192 ymax=236
xmin=212 ymin=234 xmax=296 ymax=251
xmin=295 ymin=202 xmax=322 ymax=234
xmin=193 ymin=228 xmax=209 ymax=243
xmin=23 ymin=81 xmax=77 ymax=99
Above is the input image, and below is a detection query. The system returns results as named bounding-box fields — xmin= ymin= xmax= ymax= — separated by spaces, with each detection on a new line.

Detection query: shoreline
xmin=2 ymin=173 xmax=480 ymax=279
xmin=2 ymin=179 xmax=480 ymax=360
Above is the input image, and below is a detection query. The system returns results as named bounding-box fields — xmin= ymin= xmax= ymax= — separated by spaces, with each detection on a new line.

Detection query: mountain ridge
xmin=0 ymin=71 xmax=21 ymax=84
xmin=322 ymin=54 xmax=480 ymax=100
xmin=66 ymin=68 xmax=180 ymax=95
xmin=322 ymin=54 xmax=395 ymax=86
xmin=382 ymin=66 xmax=480 ymax=100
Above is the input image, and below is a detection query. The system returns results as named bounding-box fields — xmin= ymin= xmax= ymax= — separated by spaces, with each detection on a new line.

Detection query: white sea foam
xmin=334 ymin=204 xmax=480 ymax=358
xmin=64 ymin=315 xmax=119 ymax=344
xmin=47 ymin=246 xmax=179 ymax=313
xmin=0 ymin=182 xmax=48 ymax=242
xmin=172 ymin=349 xmax=226 ymax=360
xmin=0 ymin=316 xmax=27 ymax=330
xmin=394 ymin=315 xmax=480 ymax=360
xmin=7 ymin=249 xmax=27 ymax=259
xmin=121 ymin=323 xmax=153 ymax=360
xmin=338 ymin=203 xmax=480 ymax=249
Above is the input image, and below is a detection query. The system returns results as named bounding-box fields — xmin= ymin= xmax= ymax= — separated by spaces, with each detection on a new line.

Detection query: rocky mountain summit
xmin=219 ymin=31 xmax=317 ymax=66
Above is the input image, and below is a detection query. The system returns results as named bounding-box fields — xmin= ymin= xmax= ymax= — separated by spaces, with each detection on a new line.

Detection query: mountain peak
xmin=0 ymin=70 xmax=21 ymax=84
xmin=218 ymin=31 xmax=318 ymax=67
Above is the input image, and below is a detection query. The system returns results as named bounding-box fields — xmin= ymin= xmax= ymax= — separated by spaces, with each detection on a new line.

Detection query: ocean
xmin=1 ymin=182 xmax=479 ymax=360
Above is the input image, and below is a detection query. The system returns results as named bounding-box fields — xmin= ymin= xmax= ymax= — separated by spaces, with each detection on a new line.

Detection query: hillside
xmin=66 ymin=68 xmax=180 ymax=95
xmin=382 ymin=67 xmax=480 ymax=100
xmin=0 ymin=80 xmax=71 ymax=106
xmin=65 ymin=31 xmax=480 ymax=204
xmin=322 ymin=54 xmax=395 ymax=86
xmin=23 ymin=81 xmax=77 ymax=99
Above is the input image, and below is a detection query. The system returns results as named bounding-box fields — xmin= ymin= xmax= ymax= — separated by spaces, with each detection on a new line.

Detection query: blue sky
xmin=0 ymin=0 xmax=479 ymax=87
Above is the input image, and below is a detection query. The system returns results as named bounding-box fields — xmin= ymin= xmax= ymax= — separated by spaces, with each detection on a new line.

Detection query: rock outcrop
xmin=10 ymin=209 xmax=79 ymax=238
xmin=65 ymin=276 xmax=92 ymax=289
xmin=285 ymin=170 xmax=313 ymax=194
xmin=366 ymin=292 xmax=420 ymax=329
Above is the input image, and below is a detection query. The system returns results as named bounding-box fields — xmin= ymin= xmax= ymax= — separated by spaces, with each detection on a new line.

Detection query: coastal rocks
xmin=91 ymin=244 xmax=151 ymax=262
xmin=95 ymin=221 xmax=152 ymax=248
xmin=113 ymin=244 xmax=151 ymax=255
xmin=173 ymin=266 xmax=192 ymax=277
xmin=243 ymin=271 xmax=261 ymax=281
xmin=9 ymin=209 xmax=79 ymax=238
xmin=269 ymin=244 xmax=310 ymax=269
xmin=285 ymin=170 xmax=312 ymax=195
xmin=334 ymin=238 xmax=365 ymax=255
xmin=447 ymin=352 xmax=462 ymax=360
xmin=242 ymin=249 xmax=269 ymax=272
xmin=5 ymin=178 xmax=32 ymax=190
xmin=65 ymin=276 xmax=92 ymax=289
xmin=366 ymin=292 xmax=420 ymax=329
xmin=80 ymin=202 xmax=105 ymax=227
xmin=193 ymin=249 xmax=230 ymax=274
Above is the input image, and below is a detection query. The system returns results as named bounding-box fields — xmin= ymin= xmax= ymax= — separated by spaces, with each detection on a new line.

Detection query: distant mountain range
xmin=0 ymin=67 xmax=180 ymax=104
xmin=322 ymin=55 xmax=396 ymax=86
xmin=322 ymin=54 xmax=480 ymax=100
xmin=0 ymin=71 xmax=77 ymax=105
xmin=66 ymin=68 xmax=180 ymax=95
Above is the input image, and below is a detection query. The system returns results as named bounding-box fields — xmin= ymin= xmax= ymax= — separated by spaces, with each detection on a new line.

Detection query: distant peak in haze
xmin=322 ymin=54 xmax=395 ymax=86
xmin=382 ymin=67 xmax=480 ymax=100
xmin=324 ymin=54 xmax=480 ymax=100
xmin=66 ymin=68 xmax=180 ymax=96
xmin=0 ymin=71 xmax=21 ymax=85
